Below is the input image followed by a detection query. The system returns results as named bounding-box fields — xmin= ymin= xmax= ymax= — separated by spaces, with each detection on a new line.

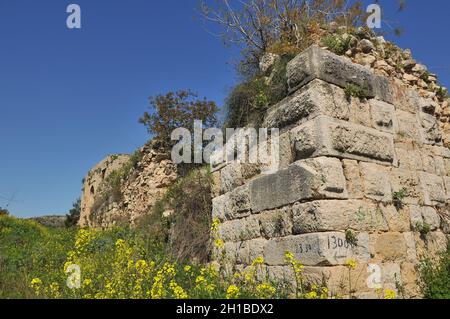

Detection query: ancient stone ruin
xmin=211 ymin=45 xmax=450 ymax=298
xmin=80 ymin=37 xmax=449 ymax=298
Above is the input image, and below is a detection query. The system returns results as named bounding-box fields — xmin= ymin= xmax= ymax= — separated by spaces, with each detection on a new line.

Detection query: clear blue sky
xmin=1 ymin=0 xmax=449 ymax=218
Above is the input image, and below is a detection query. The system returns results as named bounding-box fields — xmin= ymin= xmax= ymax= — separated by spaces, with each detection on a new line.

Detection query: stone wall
xmin=211 ymin=45 xmax=450 ymax=298
xmin=79 ymin=142 xmax=177 ymax=228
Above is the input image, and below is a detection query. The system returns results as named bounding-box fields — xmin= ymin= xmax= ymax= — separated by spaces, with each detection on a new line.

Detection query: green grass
xmin=0 ymin=215 xmax=76 ymax=298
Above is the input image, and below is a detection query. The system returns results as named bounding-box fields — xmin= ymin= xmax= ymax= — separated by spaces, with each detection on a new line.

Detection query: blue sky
xmin=0 ymin=0 xmax=449 ymax=218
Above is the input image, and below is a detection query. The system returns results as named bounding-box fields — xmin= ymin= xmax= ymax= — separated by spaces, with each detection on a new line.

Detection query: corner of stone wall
xmin=211 ymin=45 xmax=450 ymax=299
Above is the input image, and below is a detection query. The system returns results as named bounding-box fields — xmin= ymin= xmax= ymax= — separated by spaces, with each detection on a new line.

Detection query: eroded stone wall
xmin=79 ymin=142 xmax=177 ymax=228
xmin=211 ymin=45 xmax=450 ymax=298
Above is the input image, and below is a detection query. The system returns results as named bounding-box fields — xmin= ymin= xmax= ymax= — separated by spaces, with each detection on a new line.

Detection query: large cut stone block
xmin=250 ymin=157 xmax=347 ymax=213
xmin=263 ymin=79 xmax=350 ymax=129
xmin=263 ymin=232 xmax=370 ymax=266
xmin=419 ymin=172 xmax=447 ymax=206
xmin=292 ymin=200 xmax=388 ymax=234
xmin=219 ymin=215 xmax=261 ymax=242
xmin=287 ymin=45 xmax=393 ymax=103
xmin=212 ymin=185 xmax=250 ymax=221
xmin=290 ymin=116 xmax=396 ymax=165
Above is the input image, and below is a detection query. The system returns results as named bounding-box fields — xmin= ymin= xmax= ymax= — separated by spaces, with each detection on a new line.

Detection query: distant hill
xmin=27 ymin=215 xmax=66 ymax=228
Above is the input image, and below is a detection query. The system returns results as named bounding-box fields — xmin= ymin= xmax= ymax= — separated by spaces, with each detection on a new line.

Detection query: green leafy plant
xmin=321 ymin=34 xmax=353 ymax=55
xmin=392 ymin=188 xmax=408 ymax=209
xmin=344 ymin=83 xmax=369 ymax=100
xmin=345 ymin=230 xmax=358 ymax=247
xmin=413 ymin=222 xmax=431 ymax=236
xmin=418 ymin=242 xmax=450 ymax=299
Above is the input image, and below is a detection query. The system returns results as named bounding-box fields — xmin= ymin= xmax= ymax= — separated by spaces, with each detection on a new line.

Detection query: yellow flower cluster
xmin=345 ymin=259 xmax=358 ymax=270
xmin=226 ymin=285 xmax=240 ymax=299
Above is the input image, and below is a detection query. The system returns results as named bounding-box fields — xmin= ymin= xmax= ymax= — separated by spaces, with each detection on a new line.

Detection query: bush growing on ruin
xmin=418 ymin=242 xmax=450 ymax=299
xmin=139 ymin=90 xmax=219 ymax=150
xmin=0 ymin=207 xmax=9 ymax=216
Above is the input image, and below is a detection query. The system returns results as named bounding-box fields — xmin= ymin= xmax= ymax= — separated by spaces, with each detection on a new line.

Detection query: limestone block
xmin=287 ymin=45 xmax=393 ymax=103
xmin=219 ymin=215 xmax=261 ymax=242
xmin=290 ymin=116 xmax=396 ymax=165
xmin=263 ymin=232 xmax=370 ymax=266
xmin=292 ymin=200 xmax=388 ymax=234
xmin=250 ymin=157 xmax=347 ymax=213
xmin=212 ymin=185 xmax=251 ymax=221
xmin=348 ymin=98 xmax=372 ymax=127
xmin=396 ymin=109 xmax=421 ymax=141
xmin=259 ymin=207 xmax=293 ymax=239
xmin=342 ymin=159 xmax=364 ymax=199
xmin=381 ymin=263 xmax=402 ymax=291
xmin=370 ymin=100 xmax=398 ymax=133
xmin=403 ymin=232 xmax=418 ymax=263
xmin=423 ymin=207 xmax=441 ymax=231
xmin=236 ymin=238 xmax=267 ymax=265
xmin=395 ymin=142 xmax=422 ymax=171
xmin=211 ymin=171 xmax=221 ymax=197
xmin=419 ymin=172 xmax=446 ymax=206
xmin=360 ymin=162 xmax=392 ymax=203
xmin=220 ymin=163 xmax=244 ymax=194
xmin=374 ymin=232 xmax=408 ymax=262
xmin=418 ymin=111 xmax=443 ymax=145
xmin=381 ymin=204 xmax=410 ymax=232
xmin=263 ymin=79 xmax=350 ymax=129
xmin=389 ymin=168 xmax=422 ymax=205
xmin=442 ymin=177 xmax=450 ymax=202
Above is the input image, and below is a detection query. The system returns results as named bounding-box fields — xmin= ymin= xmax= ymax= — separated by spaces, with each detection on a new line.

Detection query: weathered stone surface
xmin=259 ymin=207 xmax=293 ymax=239
xmin=381 ymin=263 xmax=402 ymax=291
xmin=264 ymin=232 xmax=370 ymax=266
xmin=219 ymin=215 xmax=261 ymax=242
xmin=287 ymin=45 xmax=393 ymax=103
xmin=403 ymin=232 xmax=418 ymax=262
xmin=409 ymin=205 xmax=442 ymax=231
xmin=396 ymin=110 xmax=421 ymax=141
xmin=263 ymin=79 xmax=350 ymax=129
xmin=389 ymin=168 xmax=422 ymax=205
xmin=212 ymin=185 xmax=251 ymax=221
xmin=250 ymin=157 xmax=347 ymax=213
xmin=290 ymin=116 xmax=396 ymax=165
xmin=292 ymin=200 xmax=388 ymax=234
xmin=360 ymin=162 xmax=392 ymax=203
xmin=419 ymin=172 xmax=446 ymax=206
xmin=395 ymin=142 xmax=422 ymax=171
xmin=374 ymin=232 xmax=408 ymax=262
xmin=380 ymin=204 xmax=410 ymax=232
xmin=418 ymin=111 xmax=443 ymax=145
xmin=220 ymin=163 xmax=245 ymax=194
xmin=342 ymin=159 xmax=364 ymax=199
xmin=370 ymin=100 xmax=398 ymax=133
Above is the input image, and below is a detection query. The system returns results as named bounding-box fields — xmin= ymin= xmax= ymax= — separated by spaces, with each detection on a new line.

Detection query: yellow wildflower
xmin=184 ymin=265 xmax=192 ymax=273
xmin=211 ymin=218 xmax=220 ymax=233
xmin=170 ymin=280 xmax=188 ymax=299
xmin=214 ymin=239 xmax=224 ymax=249
xmin=226 ymin=285 xmax=240 ymax=299
xmin=252 ymin=256 xmax=264 ymax=266
xmin=345 ymin=259 xmax=357 ymax=270
xmin=384 ymin=289 xmax=397 ymax=300
xmin=256 ymin=283 xmax=276 ymax=299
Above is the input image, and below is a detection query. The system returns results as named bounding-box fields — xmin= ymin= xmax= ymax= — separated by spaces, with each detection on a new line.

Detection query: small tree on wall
xmin=0 ymin=207 xmax=9 ymax=216
xmin=139 ymin=90 xmax=219 ymax=150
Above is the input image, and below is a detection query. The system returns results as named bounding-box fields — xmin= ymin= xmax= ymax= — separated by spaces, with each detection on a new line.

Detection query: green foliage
xmin=344 ymin=83 xmax=369 ymax=100
xmin=0 ymin=207 xmax=9 ymax=216
xmin=139 ymin=90 xmax=218 ymax=149
xmin=392 ymin=188 xmax=408 ymax=209
xmin=436 ymin=87 xmax=449 ymax=100
xmin=418 ymin=243 xmax=450 ymax=299
xmin=0 ymin=215 xmax=76 ymax=298
xmin=65 ymin=198 xmax=81 ymax=228
xmin=413 ymin=222 xmax=431 ymax=236
xmin=139 ymin=168 xmax=214 ymax=263
xmin=225 ymin=54 xmax=293 ymax=128
xmin=345 ymin=230 xmax=358 ymax=247
xmin=321 ymin=34 xmax=353 ymax=55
